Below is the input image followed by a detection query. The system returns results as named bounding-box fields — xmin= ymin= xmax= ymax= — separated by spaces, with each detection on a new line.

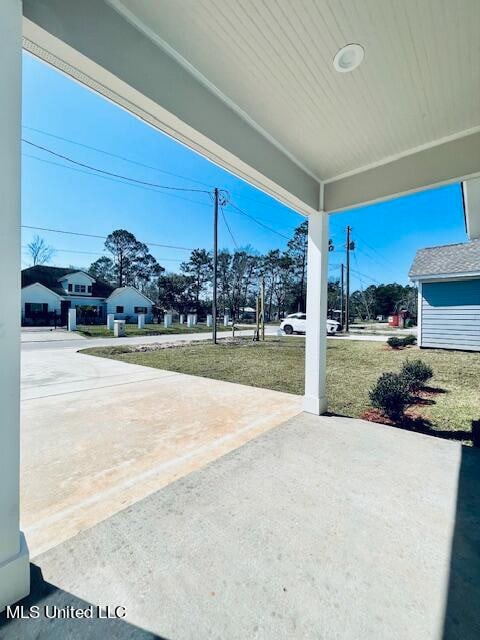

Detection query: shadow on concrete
xmin=0 ymin=564 xmax=167 ymax=640
xmin=442 ymin=439 xmax=480 ymax=639
xmin=327 ymin=410 xmax=480 ymax=448
xmin=398 ymin=418 xmax=480 ymax=448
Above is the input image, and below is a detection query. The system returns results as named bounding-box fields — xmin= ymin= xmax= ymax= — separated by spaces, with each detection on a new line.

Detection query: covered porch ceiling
xmin=23 ymin=0 xmax=480 ymax=215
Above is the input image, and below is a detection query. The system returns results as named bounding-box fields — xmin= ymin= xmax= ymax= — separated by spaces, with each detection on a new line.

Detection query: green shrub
xmin=403 ymin=334 xmax=417 ymax=346
xmin=401 ymin=359 xmax=433 ymax=390
xmin=387 ymin=336 xmax=404 ymax=349
xmin=369 ymin=372 xmax=411 ymax=420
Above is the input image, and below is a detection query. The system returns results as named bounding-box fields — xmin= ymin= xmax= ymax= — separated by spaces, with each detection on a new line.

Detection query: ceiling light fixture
xmin=333 ymin=43 xmax=364 ymax=73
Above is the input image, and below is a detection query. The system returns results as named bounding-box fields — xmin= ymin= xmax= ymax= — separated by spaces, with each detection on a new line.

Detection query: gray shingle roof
xmin=21 ymin=265 xmax=114 ymax=297
xmin=409 ymin=239 xmax=480 ymax=279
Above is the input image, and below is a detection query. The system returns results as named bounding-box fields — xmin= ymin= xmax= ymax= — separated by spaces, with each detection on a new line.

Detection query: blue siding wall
xmin=421 ymin=279 xmax=480 ymax=351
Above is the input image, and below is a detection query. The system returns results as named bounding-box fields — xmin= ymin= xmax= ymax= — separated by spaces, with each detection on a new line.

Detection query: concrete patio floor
xmin=4 ymin=413 xmax=480 ymax=639
xmin=21 ymin=345 xmax=302 ymax=556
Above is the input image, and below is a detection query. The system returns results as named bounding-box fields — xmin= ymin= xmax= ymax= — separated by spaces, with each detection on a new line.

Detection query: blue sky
xmin=21 ymin=53 xmax=467 ymax=290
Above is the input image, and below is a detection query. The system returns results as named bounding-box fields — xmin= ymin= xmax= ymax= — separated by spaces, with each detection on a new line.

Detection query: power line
xmin=220 ymin=206 xmax=239 ymax=249
xmin=350 ymin=266 xmax=382 ymax=286
xmin=22 ymin=153 xmax=296 ymax=240
xmin=21 ymin=245 xmax=182 ymax=262
xmin=354 ymin=231 xmax=397 ymax=273
xmin=23 ymin=140 xmax=300 ymax=245
xmin=23 ymin=150 xmax=296 ymax=242
xmin=22 ymin=139 xmax=211 ymax=194
xmin=23 ymin=153 xmax=213 ymax=210
xmin=23 ymin=124 xmax=303 ymax=222
xmin=228 ymin=200 xmax=290 ymax=241
xmin=21 ymin=225 xmax=194 ymax=251
xmin=23 ymin=125 xmax=216 ymax=190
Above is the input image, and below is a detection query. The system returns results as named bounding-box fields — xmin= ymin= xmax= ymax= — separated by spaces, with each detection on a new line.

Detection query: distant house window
xmin=74 ymin=285 xmax=80 ymax=292
xmin=87 ymin=286 xmax=92 ymax=293
xmin=116 ymin=306 xmax=124 ymax=313
xmin=68 ymin=284 xmax=73 ymax=292
xmin=134 ymin=306 xmax=148 ymax=314
xmin=80 ymin=285 xmax=86 ymax=293
xmin=25 ymin=302 xmax=48 ymax=318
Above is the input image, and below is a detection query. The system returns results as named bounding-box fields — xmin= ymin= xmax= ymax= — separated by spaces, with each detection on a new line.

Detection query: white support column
xmin=304 ymin=210 xmax=329 ymax=415
xmin=0 ymin=0 xmax=30 ymax=610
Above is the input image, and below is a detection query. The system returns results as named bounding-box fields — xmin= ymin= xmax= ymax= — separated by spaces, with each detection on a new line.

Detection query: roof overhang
xmin=21 ymin=282 xmax=63 ymax=298
xmin=410 ymin=271 xmax=480 ymax=283
xmin=462 ymin=177 xmax=480 ymax=240
xmin=57 ymin=270 xmax=96 ymax=283
xmin=22 ymin=0 xmax=480 ymax=216
xmin=107 ymin=287 xmax=154 ymax=305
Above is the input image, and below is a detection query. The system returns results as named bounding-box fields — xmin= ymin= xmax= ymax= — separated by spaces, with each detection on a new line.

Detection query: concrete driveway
xmin=21 ymin=337 xmax=302 ymax=557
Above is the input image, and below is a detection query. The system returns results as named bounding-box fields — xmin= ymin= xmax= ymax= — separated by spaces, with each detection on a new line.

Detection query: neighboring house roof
xmin=106 ymin=286 xmax=154 ymax=305
xmin=21 ymin=265 xmax=114 ymax=297
xmin=57 ymin=270 xmax=95 ymax=283
xmin=409 ymin=239 xmax=480 ymax=280
xmin=21 ymin=282 xmax=63 ymax=299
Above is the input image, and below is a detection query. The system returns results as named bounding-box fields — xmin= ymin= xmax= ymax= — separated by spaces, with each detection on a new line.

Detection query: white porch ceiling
xmin=22 ymin=0 xmax=480 ymax=213
xmin=110 ymin=0 xmax=480 ymax=184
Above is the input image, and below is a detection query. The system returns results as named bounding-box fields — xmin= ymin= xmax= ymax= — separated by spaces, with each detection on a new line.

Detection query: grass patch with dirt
xmin=77 ymin=323 xmax=230 ymax=338
xmin=82 ymin=337 xmax=480 ymax=443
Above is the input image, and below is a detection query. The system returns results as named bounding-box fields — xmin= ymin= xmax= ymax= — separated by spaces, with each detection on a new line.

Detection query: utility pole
xmin=345 ymin=226 xmax=352 ymax=332
xmin=260 ymin=278 xmax=265 ymax=341
xmin=212 ymin=187 xmax=219 ymax=344
xmin=212 ymin=188 xmax=229 ymax=344
xmin=340 ymin=263 xmax=344 ymax=329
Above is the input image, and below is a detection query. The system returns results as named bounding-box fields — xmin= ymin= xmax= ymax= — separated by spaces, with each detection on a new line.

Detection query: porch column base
xmin=303 ymin=395 xmax=328 ymax=415
xmin=0 ymin=533 xmax=30 ymax=612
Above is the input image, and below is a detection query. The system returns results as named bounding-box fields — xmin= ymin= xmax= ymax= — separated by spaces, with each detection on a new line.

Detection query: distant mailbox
xmin=114 ymin=319 xmax=126 ymax=337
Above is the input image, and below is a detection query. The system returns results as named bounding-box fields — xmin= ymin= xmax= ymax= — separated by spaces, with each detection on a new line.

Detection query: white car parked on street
xmin=280 ymin=313 xmax=340 ymax=336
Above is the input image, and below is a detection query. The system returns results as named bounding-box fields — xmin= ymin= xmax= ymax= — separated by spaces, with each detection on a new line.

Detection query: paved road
xmin=21 ymin=326 xmax=272 ymax=351
xmin=21 ymin=325 xmax=388 ymax=352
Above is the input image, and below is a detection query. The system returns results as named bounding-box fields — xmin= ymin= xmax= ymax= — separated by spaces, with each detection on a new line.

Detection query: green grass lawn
xmin=82 ymin=337 xmax=480 ymax=443
xmin=77 ymin=322 xmax=231 ymax=338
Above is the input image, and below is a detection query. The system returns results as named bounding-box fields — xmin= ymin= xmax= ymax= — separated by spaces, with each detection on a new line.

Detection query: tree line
xmin=28 ymin=226 xmax=417 ymax=322
xmin=327 ymin=280 xmax=417 ymax=322
xmin=88 ymin=225 xmax=310 ymax=320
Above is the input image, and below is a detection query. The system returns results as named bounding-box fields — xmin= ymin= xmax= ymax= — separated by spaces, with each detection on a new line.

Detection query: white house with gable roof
xmin=21 ymin=265 xmax=154 ymax=325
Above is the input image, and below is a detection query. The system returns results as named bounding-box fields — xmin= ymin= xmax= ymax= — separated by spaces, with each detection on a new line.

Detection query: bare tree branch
xmin=27 ymin=235 xmax=55 ymax=266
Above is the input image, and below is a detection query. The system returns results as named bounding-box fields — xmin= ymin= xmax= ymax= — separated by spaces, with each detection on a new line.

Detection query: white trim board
xmin=411 ymin=272 xmax=480 ymax=283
